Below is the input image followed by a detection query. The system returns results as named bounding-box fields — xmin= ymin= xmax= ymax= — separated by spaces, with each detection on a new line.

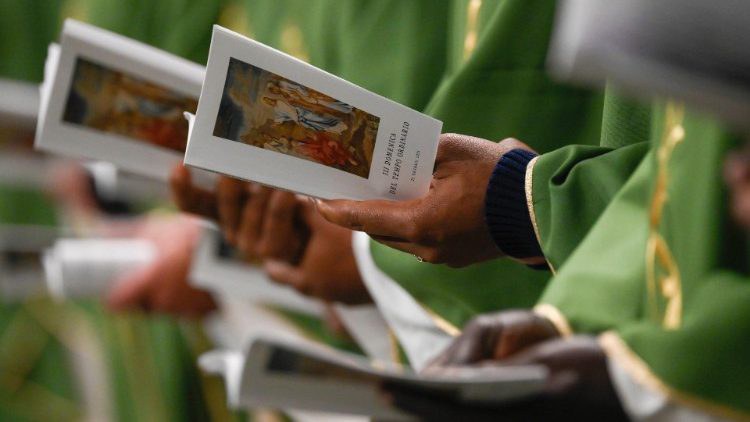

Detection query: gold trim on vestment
xmin=218 ymin=1 xmax=253 ymax=37
xmin=280 ymin=23 xmax=310 ymax=63
xmin=525 ymin=156 xmax=557 ymax=274
xmin=645 ymin=103 xmax=685 ymax=329
xmin=533 ymin=304 xmax=573 ymax=337
xmin=463 ymin=0 xmax=482 ymax=60
xmin=600 ymin=331 xmax=750 ymax=421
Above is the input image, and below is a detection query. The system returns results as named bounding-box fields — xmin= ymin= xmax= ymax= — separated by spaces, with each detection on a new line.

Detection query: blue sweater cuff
xmin=485 ymin=149 xmax=544 ymax=260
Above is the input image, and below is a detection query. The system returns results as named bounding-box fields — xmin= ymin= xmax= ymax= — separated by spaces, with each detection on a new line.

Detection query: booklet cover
xmin=200 ymin=336 xmax=547 ymax=420
xmin=185 ymin=26 xmax=442 ymax=200
xmin=34 ymin=19 xmax=207 ymax=182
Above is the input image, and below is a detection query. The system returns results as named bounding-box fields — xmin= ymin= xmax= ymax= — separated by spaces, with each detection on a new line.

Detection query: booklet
xmin=190 ymin=225 xmax=324 ymax=316
xmin=34 ymin=19 xmax=210 ymax=183
xmin=549 ymin=0 xmax=750 ymax=129
xmin=43 ymin=238 xmax=156 ymax=299
xmin=200 ymin=336 xmax=547 ymax=420
xmin=185 ymin=26 xmax=442 ymax=200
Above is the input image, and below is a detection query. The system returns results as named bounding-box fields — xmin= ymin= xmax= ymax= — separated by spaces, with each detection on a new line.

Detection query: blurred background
xmin=0 ymin=1 xmax=256 ymax=420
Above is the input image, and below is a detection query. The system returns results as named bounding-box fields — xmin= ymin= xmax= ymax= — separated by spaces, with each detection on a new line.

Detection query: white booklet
xmin=200 ymin=336 xmax=547 ymax=420
xmin=190 ymin=225 xmax=324 ymax=316
xmin=185 ymin=26 xmax=442 ymax=200
xmin=34 ymin=19 xmax=210 ymax=183
xmin=43 ymin=238 xmax=156 ymax=299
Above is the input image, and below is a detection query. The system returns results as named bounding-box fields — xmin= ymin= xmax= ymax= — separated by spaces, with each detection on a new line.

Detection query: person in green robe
xmin=231 ymin=0 xmax=626 ymax=368
xmin=373 ymin=1 xmax=750 ymax=420
xmin=171 ymin=0 xmax=620 ymax=370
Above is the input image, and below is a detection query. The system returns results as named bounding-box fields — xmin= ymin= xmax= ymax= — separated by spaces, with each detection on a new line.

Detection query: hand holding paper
xmin=106 ymin=215 xmax=216 ymax=317
xmin=386 ymin=337 xmax=625 ymax=421
xmin=424 ymin=310 xmax=560 ymax=369
xmin=170 ymin=164 xmax=304 ymax=262
xmin=316 ymin=134 xmax=530 ymax=268
xmin=264 ymin=199 xmax=371 ymax=305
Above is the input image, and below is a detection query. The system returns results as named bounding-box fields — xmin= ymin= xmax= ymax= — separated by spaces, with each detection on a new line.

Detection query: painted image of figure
xmin=262 ymin=96 xmax=348 ymax=135
xmin=62 ymin=58 xmax=198 ymax=153
xmin=213 ymin=58 xmax=379 ymax=179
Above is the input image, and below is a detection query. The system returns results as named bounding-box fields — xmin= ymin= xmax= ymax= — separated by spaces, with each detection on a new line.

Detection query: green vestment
xmin=538 ymin=101 xmax=750 ymax=418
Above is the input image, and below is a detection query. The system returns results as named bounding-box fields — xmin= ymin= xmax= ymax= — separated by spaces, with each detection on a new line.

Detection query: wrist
xmin=484 ymin=148 xmax=545 ymax=262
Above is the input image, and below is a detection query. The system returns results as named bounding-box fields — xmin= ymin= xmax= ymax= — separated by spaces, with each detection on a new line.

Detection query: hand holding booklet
xmin=185 ymin=26 xmax=442 ymax=200
xmin=200 ymin=336 xmax=547 ymax=420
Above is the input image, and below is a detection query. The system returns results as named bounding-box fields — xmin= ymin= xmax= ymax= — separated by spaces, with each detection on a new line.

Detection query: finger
xmin=424 ymin=322 xmax=493 ymax=369
xmin=216 ymin=177 xmax=247 ymax=245
xmin=236 ymin=185 xmax=272 ymax=259
xmin=315 ymin=198 xmax=420 ymax=239
xmin=258 ymin=190 xmax=300 ymax=260
xmin=263 ymin=259 xmax=312 ymax=296
xmin=169 ymin=164 xmax=217 ymax=218
xmin=105 ymin=263 xmax=159 ymax=311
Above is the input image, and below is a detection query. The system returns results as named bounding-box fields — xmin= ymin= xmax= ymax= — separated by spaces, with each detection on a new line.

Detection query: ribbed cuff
xmin=485 ymin=149 xmax=544 ymax=260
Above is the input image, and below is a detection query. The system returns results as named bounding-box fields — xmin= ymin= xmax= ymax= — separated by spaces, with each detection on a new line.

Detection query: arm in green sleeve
xmin=530 ymin=141 xmax=651 ymax=269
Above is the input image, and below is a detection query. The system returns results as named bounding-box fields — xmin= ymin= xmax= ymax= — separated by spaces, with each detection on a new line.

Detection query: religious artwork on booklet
xmin=213 ymin=58 xmax=380 ymax=178
xmin=62 ymin=57 xmax=198 ymax=153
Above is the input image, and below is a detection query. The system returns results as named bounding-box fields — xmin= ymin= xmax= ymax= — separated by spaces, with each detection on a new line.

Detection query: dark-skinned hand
xmin=170 ymin=164 xmax=303 ymax=262
xmin=383 ymin=336 xmax=627 ymax=421
xmin=263 ymin=198 xmax=371 ymax=305
xmin=315 ymin=134 xmax=541 ymax=267
xmin=424 ymin=309 xmax=560 ymax=370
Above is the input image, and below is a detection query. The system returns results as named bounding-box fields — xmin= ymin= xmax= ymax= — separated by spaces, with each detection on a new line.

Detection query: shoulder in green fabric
xmin=541 ymin=104 xmax=750 ymax=416
xmin=370 ymin=0 xmax=604 ymax=328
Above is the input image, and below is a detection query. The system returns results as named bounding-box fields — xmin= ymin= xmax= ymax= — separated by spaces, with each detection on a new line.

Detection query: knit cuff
xmin=485 ymin=149 xmax=544 ymax=260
